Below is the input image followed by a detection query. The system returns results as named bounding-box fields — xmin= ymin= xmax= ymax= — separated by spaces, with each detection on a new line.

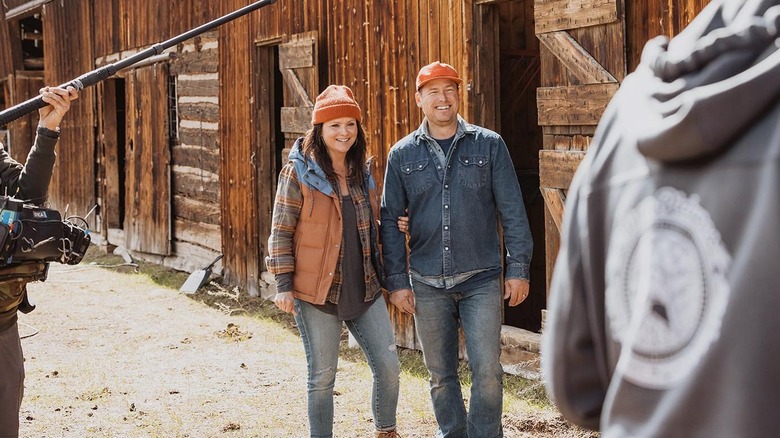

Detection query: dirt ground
xmin=15 ymin=253 xmax=594 ymax=438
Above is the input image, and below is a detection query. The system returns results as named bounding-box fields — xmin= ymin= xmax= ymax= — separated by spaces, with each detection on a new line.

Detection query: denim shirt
xmin=380 ymin=116 xmax=533 ymax=292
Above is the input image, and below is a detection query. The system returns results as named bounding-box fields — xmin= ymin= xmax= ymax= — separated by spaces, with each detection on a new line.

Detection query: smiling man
xmin=380 ymin=61 xmax=533 ymax=438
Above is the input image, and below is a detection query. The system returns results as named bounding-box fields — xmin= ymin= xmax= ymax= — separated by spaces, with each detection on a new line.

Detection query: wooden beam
xmin=475 ymin=0 xmax=514 ymax=5
xmin=281 ymin=69 xmax=314 ymax=107
xmin=537 ymin=31 xmax=617 ymax=84
xmin=5 ymin=0 xmax=52 ymax=19
xmin=541 ymin=187 xmax=566 ymax=235
xmin=174 ymin=218 xmax=221 ymax=251
xmin=543 ymin=196 xmax=562 ymax=295
xmin=278 ymin=37 xmax=315 ymax=69
xmin=542 ymin=134 xmax=592 ymax=151
xmin=534 ymin=0 xmax=618 ymax=34
xmin=539 ymin=150 xmax=586 ymax=190
xmin=536 ymin=83 xmax=617 ymax=126
xmin=280 ymin=106 xmax=313 ymax=134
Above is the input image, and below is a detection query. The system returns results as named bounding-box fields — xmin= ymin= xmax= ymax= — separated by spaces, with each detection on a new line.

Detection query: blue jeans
xmin=413 ymin=277 xmax=504 ymax=438
xmin=294 ymin=295 xmax=400 ymax=438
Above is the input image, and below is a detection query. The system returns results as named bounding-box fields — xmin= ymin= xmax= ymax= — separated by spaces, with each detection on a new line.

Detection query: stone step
xmin=500 ymin=325 xmax=541 ymax=380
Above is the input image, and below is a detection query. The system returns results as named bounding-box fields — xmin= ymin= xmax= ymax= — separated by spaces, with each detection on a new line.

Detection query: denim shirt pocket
xmin=457 ymin=155 xmax=489 ymax=189
xmin=401 ymin=158 xmax=433 ymax=194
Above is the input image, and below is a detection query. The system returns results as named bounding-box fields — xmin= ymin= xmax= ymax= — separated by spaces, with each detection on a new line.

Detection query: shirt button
xmin=478 ymin=160 xmax=483 ymax=164
xmin=444 ymin=205 xmax=449 ymax=209
xmin=465 ymin=159 xmax=469 ymax=164
xmin=444 ymin=185 xmax=449 ymax=189
xmin=405 ymin=167 xmax=410 ymax=171
xmin=445 ymin=247 xmax=449 ymax=251
xmin=444 ymin=226 xmax=449 ymax=230
xmin=418 ymin=164 xmax=423 ymax=169
xmin=437 ymin=166 xmax=441 ymax=170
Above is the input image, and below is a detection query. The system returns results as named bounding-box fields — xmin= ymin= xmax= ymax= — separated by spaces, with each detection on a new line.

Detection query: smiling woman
xmin=265 ymin=84 xmax=401 ymax=438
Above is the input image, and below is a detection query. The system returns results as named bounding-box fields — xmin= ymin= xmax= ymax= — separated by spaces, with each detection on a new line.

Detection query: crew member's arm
xmin=4 ymin=86 xmax=78 ymax=202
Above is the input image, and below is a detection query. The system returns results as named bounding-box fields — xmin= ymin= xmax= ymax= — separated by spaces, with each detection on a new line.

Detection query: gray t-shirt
xmin=316 ymin=194 xmax=376 ymax=320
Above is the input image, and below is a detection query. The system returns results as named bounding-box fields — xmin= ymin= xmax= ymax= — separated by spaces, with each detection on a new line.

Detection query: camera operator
xmin=0 ymin=85 xmax=78 ymax=438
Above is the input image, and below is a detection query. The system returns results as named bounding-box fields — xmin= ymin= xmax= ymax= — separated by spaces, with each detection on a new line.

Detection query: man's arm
xmin=380 ymin=149 xmax=411 ymax=293
xmin=490 ymin=135 xmax=533 ymax=281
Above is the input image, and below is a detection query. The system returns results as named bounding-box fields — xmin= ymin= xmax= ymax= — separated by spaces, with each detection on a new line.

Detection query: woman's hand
xmin=273 ymin=291 xmax=297 ymax=315
xmin=397 ymin=215 xmax=410 ymax=234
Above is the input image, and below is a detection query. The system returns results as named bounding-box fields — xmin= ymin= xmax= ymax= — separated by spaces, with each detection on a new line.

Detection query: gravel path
xmin=15 ymin=262 xmax=581 ymax=438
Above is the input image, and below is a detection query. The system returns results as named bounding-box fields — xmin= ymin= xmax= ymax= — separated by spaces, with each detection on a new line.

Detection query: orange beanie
xmin=311 ymin=85 xmax=362 ymax=125
xmin=415 ymin=61 xmax=462 ymax=90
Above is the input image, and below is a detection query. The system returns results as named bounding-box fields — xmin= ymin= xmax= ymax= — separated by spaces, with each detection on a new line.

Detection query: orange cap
xmin=415 ymin=61 xmax=462 ymax=90
xmin=311 ymin=85 xmax=362 ymax=125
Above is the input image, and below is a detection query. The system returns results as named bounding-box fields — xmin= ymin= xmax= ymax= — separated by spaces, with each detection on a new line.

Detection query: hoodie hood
xmin=287 ymin=137 xmax=378 ymax=196
xmin=622 ymin=0 xmax=780 ymax=162
xmin=288 ymin=137 xmax=337 ymax=197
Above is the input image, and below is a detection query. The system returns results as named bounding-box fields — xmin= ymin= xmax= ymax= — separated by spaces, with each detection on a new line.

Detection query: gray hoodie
xmin=542 ymin=1 xmax=780 ymax=436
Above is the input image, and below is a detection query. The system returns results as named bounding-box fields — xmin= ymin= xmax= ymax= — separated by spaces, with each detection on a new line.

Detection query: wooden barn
xmin=0 ymin=0 xmax=710 ymax=353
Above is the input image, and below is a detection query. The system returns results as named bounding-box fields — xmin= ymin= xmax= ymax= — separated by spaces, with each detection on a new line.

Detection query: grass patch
xmin=81 ymin=246 xmax=188 ymax=290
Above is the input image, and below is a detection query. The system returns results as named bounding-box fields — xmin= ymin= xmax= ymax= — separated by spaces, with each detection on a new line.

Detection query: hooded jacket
xmin=543 ymin=1 xmax=780 ymax=436
xmin=266 ymin=138 xmax=384 ymax=305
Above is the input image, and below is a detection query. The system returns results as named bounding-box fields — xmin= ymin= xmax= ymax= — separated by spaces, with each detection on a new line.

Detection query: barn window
xmin=167 ymin=74 xmax=179 ymax=145
xmin=19 ymin=15 xmax=44 ymax=71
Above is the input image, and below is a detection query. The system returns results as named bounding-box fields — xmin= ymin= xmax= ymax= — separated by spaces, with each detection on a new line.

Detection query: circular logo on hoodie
xmin=606 ymin=187 xmax=731 ymax=389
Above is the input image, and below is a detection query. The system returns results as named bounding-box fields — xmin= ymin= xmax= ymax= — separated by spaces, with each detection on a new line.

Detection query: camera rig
xmin=0 ymin=196 xmax=91 ymax=267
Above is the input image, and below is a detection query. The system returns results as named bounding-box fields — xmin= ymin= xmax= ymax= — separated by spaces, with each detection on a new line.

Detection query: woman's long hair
xmin=301 ymin=121 xmax=369 ymax=189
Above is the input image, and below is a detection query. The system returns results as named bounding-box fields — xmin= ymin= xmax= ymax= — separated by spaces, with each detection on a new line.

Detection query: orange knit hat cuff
xmin=311 ymin=85 xmax=362 ymax=125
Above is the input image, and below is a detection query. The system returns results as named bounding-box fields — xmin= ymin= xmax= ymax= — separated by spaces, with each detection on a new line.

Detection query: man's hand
xmin=273 ymin=291 xmax=297 ymax=315
xmin=38 ymin=86 xmax=79 ymax=131
xmin=504 ymin=278 xmax=530 ymax=307
xmin=389 ymin=288 xmax=415 ymax=314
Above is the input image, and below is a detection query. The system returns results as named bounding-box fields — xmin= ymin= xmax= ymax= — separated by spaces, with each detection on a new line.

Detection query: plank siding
xmin=92 ymin=0 xmax=120 ymax=58
xmin=0 ymin=7 xmax=16 ymax=78
xmin=534 ymin=0 xmax=618 ymax=34
xmin=537 ymin=31 xmax=617 ymax=84
xmin=219 ymin=0 xmax=258 ymax=290
xmin=626 ymin=0 xmax=711 ymax=70
xmin=0 ymin=0 xmax=720 ymax=350
xmin=539 ymin=150 xmax=587 ymax=190
xmin=536 ymin=0 xmax=711 ymax=301
xmin=42 ymin=1 xmax=96 ymax=225
xmin=537 ymin=83 xmax=618 ymax=126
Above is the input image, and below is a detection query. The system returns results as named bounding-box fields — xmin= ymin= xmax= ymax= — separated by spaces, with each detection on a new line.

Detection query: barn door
xmin=278 ymin=31 xmax=318 ymax=159
xmin=125 ymin=64 xmax=172 ymax=255
xmin=96 ymin=79 xmax=125 ymax=237
xmin=534 ymin=0 xmax=626 ymax=300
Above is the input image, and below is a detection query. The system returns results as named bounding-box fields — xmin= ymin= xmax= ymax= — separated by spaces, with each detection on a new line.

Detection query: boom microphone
xmin=0 ymin=0 xmax=277 ymax=126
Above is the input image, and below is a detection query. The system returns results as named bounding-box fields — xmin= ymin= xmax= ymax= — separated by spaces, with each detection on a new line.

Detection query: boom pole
xmin=0 ymin=0 xmax=277 ymax=126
